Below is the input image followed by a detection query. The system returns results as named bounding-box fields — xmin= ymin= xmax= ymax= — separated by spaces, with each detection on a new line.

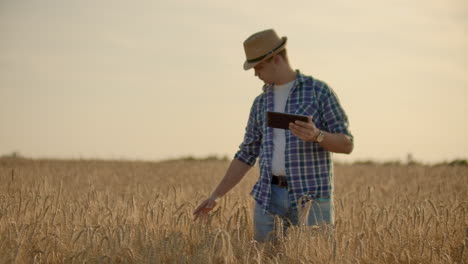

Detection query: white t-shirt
xmin=271 ymin=80 xmax=295 ymax=176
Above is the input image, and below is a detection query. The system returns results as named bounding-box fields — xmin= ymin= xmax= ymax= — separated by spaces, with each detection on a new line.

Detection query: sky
xmin=1 ymin=0 xmax=467 ymax=163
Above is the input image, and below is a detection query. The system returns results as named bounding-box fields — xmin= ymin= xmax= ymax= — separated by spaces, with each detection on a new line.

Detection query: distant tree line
xmin=347 ymin=159 xmax=468 ymax=167
xmin=0 ymin=151 xmax=24 ymax=159
xmin=1 ymin=151 xmax=467 ymax=166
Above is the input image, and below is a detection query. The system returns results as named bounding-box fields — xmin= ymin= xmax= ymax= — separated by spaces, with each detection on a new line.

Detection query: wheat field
xmin=0 ymin=157 xmax=466 ymax=263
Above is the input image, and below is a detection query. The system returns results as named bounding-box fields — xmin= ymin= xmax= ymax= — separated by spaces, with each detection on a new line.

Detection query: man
xmin=193 ymin=29 xmax=353 ymax=242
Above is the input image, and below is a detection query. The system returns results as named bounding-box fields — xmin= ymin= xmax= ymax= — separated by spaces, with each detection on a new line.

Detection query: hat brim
xmin=243 ymin=37 xmax=287 ymax=71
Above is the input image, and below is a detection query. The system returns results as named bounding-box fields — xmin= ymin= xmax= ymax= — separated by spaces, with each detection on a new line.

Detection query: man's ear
xmin=273 ymin=54 xmax=284 ymax=65
xmin=269 ymin=55 xmax=279 ymax=66
xmin=273 ymin=54 xmax=281 ymax=63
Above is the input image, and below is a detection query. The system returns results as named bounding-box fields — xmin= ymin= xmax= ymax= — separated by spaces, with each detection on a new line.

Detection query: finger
xmin=193 ymin=209 xmax=207 ymax=221
xmin=195 ymin=212 xmax=209 ymax=222
xmin=194 ymin=212 xmax=207 ymax=221
xmin=289 ymin=123 xmax=301 ymax=133
xmin=293 ymin=116 xmax=314 ymax=127
xmin=294 ymin=120 xmax=314 ymax=128
xmin=289 ymin=126 xmax=307 ymax=139
xmin=193 ymin=199 xmax=217 ymax=220
xmin=193 ymin=200 xmax=208 ymax=215
xmin=194 ymin=213 xmax=200 ymax=220
xmin=193 ymin=205 xmax=204 ymax=215
xmin=289 ymin=123 xmax=313 ymax=133
xmin=290 ymin=124 xmax=314 ymax=141
xmin=206 ymin=200 xmax=217 ymax=209
xmin=194 ymin=207 xmax=213 ymax=221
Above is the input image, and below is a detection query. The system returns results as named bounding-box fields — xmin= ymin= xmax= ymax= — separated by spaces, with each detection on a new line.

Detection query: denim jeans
xmin=254 ymin=184 xmax=334 ymax=242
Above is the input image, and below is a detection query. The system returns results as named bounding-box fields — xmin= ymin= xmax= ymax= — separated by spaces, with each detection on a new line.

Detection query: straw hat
xmin=243 ymin=29 xmax=287 ymax=70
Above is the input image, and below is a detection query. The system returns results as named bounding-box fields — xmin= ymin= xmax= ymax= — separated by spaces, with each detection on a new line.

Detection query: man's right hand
xmin=193 ymin=196 xmax=218 ymax=220
xmin=192 ymin=158 xmax=252 ymax=221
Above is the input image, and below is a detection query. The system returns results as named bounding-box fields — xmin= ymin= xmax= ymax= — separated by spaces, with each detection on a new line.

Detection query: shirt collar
xmin=262 ymin=69 xmax=304 ymax=92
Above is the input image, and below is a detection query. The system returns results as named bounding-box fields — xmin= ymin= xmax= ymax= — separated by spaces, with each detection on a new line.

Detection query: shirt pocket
xmin=294 ymin=104 xmax=323 ymax=129
xmin=294 ymin=104 xmax=317 ymax=117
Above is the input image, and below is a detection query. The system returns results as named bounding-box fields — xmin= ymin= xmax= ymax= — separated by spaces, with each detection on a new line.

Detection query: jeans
xmin=254 ymin=184 xmax=334 ymax=242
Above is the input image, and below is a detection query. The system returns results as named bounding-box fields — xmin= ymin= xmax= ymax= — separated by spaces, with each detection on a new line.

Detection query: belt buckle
xmin=279 ymin=177 xmax=287 ymax=187
xmin=273 ymin=175 xmax=287 ymax=188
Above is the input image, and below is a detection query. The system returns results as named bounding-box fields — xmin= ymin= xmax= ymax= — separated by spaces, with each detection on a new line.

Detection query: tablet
xmin=267 ymin=111 xmax=309 ymax=130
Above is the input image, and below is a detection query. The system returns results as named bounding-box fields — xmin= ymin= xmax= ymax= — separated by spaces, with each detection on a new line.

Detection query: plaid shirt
xmin=234 ymin=70 xmax=353 ymax=213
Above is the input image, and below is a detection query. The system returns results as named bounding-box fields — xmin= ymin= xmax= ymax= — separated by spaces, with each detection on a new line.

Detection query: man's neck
xmin=274 ymin=68 xmax=297 ymax=85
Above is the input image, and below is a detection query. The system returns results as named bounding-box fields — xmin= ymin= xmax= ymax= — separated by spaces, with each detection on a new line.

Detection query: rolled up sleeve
xmin=234 ymin=96 xmax=263 ymax=166
xmin=321 ymin=86 xmax=353 ymax=141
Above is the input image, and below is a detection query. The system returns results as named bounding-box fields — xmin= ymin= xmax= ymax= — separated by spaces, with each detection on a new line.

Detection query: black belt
xmin=271 ymin=175 xmax=288 ymax=188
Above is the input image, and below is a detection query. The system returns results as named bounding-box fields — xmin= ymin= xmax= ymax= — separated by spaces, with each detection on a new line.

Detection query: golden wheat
xmin=0 ymin=158 xmax=466 ymax=263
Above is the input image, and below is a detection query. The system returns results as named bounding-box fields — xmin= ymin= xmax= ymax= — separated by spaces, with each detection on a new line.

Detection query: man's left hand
xmin=289 ymin=116 xmax=320 ymax=142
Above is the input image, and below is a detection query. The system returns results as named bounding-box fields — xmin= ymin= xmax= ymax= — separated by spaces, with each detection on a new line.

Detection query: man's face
xmin=253 ymin=58 xmax=276 ymax=84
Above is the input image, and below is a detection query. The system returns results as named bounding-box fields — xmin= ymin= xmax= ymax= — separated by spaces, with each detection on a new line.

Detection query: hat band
xmin=246 ymin=39 xmax=286 ymax=64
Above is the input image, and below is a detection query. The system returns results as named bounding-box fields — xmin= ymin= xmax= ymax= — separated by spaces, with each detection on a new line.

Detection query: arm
xmin=289 ymin=118 xmax=353 ymax=154
xmin=318 ymin=130 xmax=353 ymax=154
xmin=289 ymin=84 xmax=353 ymax=153
xmin=193 ymin=95 xmax=262 ymax=219
xmin=193 ymin=158 xmax=252 ymax=219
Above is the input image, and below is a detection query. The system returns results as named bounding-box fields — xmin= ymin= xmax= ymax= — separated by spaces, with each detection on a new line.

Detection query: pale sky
xmin=1 ymin=0 xmax=467 ymax=163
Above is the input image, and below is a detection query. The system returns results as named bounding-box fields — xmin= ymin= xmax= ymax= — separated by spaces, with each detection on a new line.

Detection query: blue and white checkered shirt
xmin=234 ymin=70 xmax=353 ymax=213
